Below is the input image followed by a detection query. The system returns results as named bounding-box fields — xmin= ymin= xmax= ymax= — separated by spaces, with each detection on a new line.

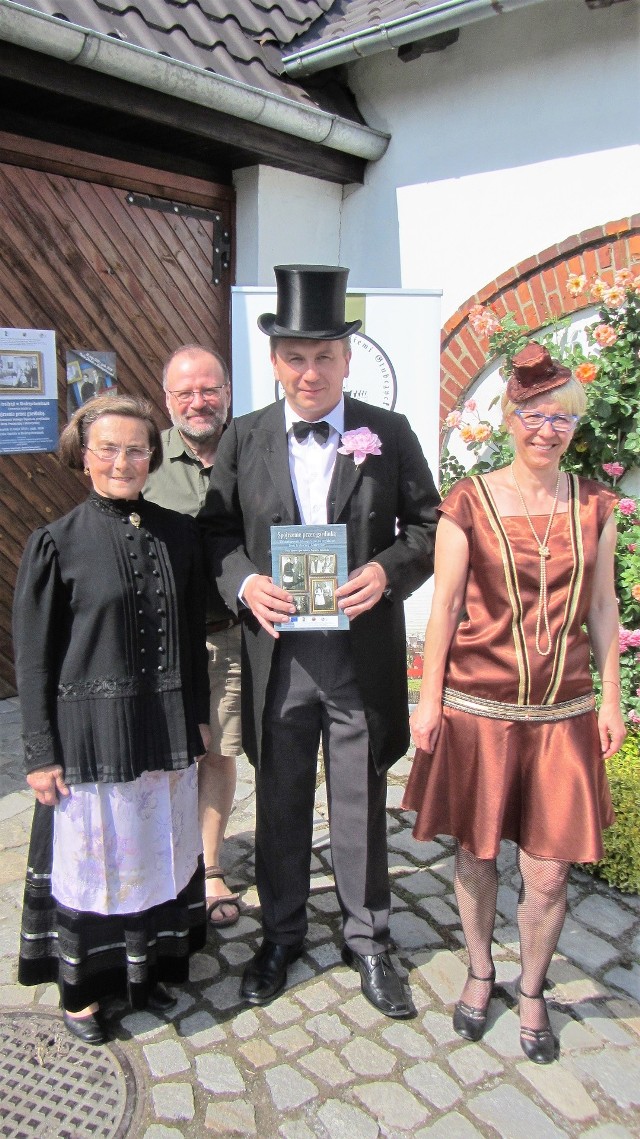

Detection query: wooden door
xmin=0 ymin=151 xmax=233 ymax=695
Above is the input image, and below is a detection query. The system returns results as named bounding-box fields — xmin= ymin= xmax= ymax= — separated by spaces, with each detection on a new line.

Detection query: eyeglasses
xmin=513 ymin=410 xmax=579 ymax=434
xmin=85 ymin=445 xmax=153 ymax=463
xmin=165 ymin=386 xmax=227 ymax=404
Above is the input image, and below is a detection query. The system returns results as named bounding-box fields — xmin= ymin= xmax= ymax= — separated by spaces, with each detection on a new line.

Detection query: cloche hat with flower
xmin=506 ymin=342 xmax=572 ymax=403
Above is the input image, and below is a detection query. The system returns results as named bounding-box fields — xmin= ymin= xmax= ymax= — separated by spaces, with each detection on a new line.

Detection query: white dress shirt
xmin=238 ymin=399 xmax=345 ymax=599
xmin=284 ymin=399 xmax=344 ymax=525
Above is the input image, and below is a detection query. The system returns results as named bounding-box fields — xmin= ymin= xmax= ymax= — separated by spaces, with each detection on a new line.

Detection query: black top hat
xmin=257 ymin=264 xmax=362 ymax=340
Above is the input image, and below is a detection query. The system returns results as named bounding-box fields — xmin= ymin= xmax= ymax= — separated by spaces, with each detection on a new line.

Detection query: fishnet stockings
xmin=454 ymin=844 xmax=498 ymax=1009
xmin=517 ymin=848 xmax=570 ymax=1031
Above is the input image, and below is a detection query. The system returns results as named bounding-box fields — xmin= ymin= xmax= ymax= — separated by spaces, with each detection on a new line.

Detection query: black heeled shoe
xmin=452 ymin=967 xmax=495 ymax=1042
xmin=518 ymin=985 xmax=556 ymax=1064
xmin=63 ymin=1008 xmax=108 ymax=1045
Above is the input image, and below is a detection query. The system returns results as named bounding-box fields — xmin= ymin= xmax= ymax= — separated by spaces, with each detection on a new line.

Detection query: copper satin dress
xmin=403 ymin=474 xmax=616 ymax=862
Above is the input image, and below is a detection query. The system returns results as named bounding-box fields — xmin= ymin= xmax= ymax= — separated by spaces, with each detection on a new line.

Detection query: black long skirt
xmin=18 ymin=802 xmax=207 ymax=1013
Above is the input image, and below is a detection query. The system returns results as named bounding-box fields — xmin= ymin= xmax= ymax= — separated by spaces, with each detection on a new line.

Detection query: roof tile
xmin=14 ymin=0 xmax=346 ymax=110
xmin=288 ymin=0 xmax=461 ymax=51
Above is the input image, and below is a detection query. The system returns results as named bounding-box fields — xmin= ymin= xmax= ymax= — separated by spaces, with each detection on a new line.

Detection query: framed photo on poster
xmin=0 ymin=351 xmax=43 ymax=393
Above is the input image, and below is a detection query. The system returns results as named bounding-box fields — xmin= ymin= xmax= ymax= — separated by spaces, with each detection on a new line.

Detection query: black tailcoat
xmin=199 ymin=396 xmax=439 ymax=774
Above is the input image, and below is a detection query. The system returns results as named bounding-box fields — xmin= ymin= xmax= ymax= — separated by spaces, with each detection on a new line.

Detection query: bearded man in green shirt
xmin=145 ymin=345 xmax=242 ymax=927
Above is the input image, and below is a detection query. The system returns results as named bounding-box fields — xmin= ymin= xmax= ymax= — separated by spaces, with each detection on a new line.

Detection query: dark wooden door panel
xmin=0 ymin=158 xmax=232 ymax=695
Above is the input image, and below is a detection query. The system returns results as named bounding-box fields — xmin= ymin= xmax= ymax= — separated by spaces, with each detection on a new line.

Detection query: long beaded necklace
xmin=510 ymin=463 xmax=563 ymax=656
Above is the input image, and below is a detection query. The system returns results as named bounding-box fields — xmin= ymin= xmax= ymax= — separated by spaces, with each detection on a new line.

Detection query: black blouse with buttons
xmin=13 ymin=490 xmax=209 ymax=785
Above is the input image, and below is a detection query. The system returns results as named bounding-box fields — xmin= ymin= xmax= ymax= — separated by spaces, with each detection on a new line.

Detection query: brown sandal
xmin=205 ymin=866 xmax=241 ymax=928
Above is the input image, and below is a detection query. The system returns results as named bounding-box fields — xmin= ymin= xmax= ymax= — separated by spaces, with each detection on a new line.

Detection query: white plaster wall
xmin=341 ymin=0 xmax=640 ymax=320
xmin=233 ymin=165 xmax=343 ymax=285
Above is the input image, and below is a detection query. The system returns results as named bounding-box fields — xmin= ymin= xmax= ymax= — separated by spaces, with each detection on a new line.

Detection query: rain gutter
xmin=283 ymin=0 xmax=551 ymax=76
xmin=0 ymin=0 xmax=390 ymax=161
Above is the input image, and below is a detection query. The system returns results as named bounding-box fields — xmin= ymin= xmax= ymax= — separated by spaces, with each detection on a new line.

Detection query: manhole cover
xmin=0 ymin=1012 xmax=137 ymax=1139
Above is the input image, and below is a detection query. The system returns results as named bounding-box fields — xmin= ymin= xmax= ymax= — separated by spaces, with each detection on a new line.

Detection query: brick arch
xmin=440 ymin=214 xmax=640 ymax=426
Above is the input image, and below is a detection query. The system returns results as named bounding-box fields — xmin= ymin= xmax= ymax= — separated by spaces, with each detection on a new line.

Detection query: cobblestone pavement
xmin=1 ymin=694 xmax=640 ymax=1138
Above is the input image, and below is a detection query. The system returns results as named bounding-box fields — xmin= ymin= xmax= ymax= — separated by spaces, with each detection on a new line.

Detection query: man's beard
xmin=172 ymin=409 xmax=226 ymax=442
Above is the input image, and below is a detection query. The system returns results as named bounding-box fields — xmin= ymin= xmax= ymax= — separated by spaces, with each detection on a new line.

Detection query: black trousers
xmin=256 ymin=632 xmax=391 ymax=955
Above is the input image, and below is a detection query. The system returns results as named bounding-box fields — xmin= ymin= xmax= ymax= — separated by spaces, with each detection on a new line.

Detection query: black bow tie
xmin=292 ymin=420 xmax=331 ymax=443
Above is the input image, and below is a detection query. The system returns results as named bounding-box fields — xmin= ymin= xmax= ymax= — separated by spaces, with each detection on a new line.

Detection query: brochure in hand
xmin=271 ymin=523 xmax=349 ymax=631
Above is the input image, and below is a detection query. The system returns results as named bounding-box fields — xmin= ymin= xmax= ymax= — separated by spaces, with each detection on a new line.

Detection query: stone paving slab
xmin=1 ymin=697 xmax=640 ymax=1139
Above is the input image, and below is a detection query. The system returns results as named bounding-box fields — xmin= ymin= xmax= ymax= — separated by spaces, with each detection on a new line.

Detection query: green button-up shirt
xmin=145 ymin=426 xmax=230 ymax=622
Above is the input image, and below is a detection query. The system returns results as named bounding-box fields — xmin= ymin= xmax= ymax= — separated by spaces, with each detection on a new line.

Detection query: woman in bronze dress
xmin=14 ymin=395 xmax=209 ymax=1044
xmin=404 ymin=343 xmax=625 ymax=1064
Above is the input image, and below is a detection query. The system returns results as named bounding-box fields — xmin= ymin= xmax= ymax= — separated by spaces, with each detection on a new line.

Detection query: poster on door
xmin=0 ymin=327 xmax=58 ymax=454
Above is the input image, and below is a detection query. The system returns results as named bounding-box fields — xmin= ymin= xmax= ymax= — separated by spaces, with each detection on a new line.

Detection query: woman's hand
xmin=597 ymin=700 xmax=626 ymax=760
xmin=26 ymin=765 xmax=70 ymax=806
xmin=410 ymin=698 xmax=443 ymax=754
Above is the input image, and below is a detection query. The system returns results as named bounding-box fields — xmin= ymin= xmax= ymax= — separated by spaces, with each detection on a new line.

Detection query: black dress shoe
xmin=147 ymin=983 xmax=177 ymax=1011
xmin=241 ymin=939 xmax=304 ymax=1005
xmin=342 ymin=945 xmax=414 ymax=1019
xmin=63 ymin=1009 xmax=108 ymax=1045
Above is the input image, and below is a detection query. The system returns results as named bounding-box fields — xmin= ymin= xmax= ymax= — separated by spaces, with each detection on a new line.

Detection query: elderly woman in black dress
xmin=14 ymin=394 xmax=210 ymax=1045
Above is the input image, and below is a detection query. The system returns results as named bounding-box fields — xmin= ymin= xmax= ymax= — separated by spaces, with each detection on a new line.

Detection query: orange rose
xmin=575 ymin=362 xmax=597 ymax=384
xmin=632 ymin=584 xmax=640 ymax=603
xmin=473 ymin=424 xmax=493 ymax=443
xmin=460 ymin=424 xmax=475 ymax=443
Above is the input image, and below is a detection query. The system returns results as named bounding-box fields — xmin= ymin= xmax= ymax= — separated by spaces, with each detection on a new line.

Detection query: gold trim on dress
xmin=442 ymin=687 xmax=595 ymax=722
xmin=544 ymin=473 xmax=584 ymax=704
xmin=472 ymin=475 xmax=530 ymax=704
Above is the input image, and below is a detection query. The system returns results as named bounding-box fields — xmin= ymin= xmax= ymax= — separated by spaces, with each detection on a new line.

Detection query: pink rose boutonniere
xmin=338 ymin=427 xmax=382 ymax=467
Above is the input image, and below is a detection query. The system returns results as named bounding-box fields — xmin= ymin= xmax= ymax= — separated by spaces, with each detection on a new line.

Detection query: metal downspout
xmin=0 ymin=0 xmax=389 ymax=161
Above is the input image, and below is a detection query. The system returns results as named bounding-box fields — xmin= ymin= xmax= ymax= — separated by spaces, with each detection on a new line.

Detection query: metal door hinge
xmin=125 ymin=192 xmax=230 ymax=284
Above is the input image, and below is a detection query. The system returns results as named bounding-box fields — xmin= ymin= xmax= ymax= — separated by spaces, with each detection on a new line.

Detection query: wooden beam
xmin=0 ymin=43 xmax=366 ymax=186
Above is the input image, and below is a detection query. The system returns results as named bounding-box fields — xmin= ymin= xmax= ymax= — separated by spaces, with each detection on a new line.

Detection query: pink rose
xmin=445 ymin=410 xmax=462 ymax=428
xmin=629 ymin=711 xmax=640 ymax=724
xmin=338 ymin=427 xmax=382 ymax=467
xmin=603 ymin=286 xmax=626 ymax=308
xmin=618 ymin=625 xmax=640 ymax=651
xmin=618 ymin=498 xmax=637 ymax=517
xmin=593 ymin=324 xmax=618 ymax=348
xmin=614 ymin=268 xmax=633 ymax=287
xmin=464 ymin=399 xmax=478 ymax=412
xmin=468 ymin=304 xmax=501 ymax=337
xmin=629 ymin=544 xmax=637 ymax=554
xmin=602 ymin=462 xmax=625 ymax=478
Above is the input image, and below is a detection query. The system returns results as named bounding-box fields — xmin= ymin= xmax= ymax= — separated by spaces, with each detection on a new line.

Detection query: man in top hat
xmin=199 ymin=265 xmax=439 ymax=1016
